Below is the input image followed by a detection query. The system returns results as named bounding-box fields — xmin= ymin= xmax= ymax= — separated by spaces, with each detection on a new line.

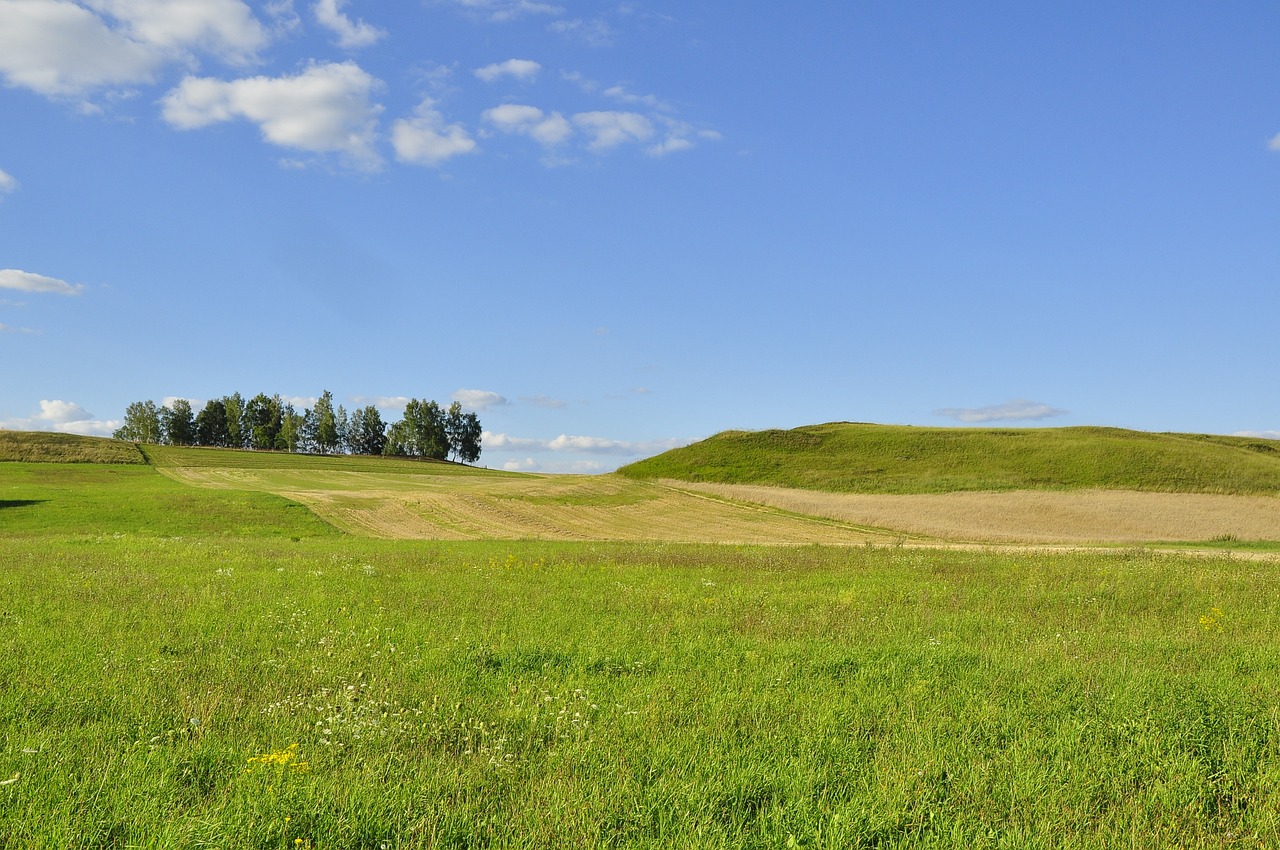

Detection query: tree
xmin=224 ymin=392 xmax=246 ymax=449
xmin=195 ymin=399 xmax=230 ymax=447
xmin=305 ymin=390 xmax=340 ymax=454
xmin=335 ymin=405 xmax=350 ymax=454
xmin=455 ymin=411 xmax=483 ymax=464
xmin=348 ymin=405 xmax=387 ymax=456
xmin=399 ymin=398 xmax=448 ymax=459
xmin=243 ymin=393 xmax=282 ymax=451
xmin=114 ymin=400 xmax=162 ymax=443
xmin=277 ymin=403 xmax=303 ymax=452
xmin=161 ymin=398 xmax=195 ymax=446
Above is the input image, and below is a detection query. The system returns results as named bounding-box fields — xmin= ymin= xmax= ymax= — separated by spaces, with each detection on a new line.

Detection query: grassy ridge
xmin=0 ymin=430 xmax=144 ymax=464
xmin=619 ymin=423 xmax=1280 ymax=494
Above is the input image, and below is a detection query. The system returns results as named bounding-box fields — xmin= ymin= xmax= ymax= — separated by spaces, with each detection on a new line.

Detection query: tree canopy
xmin=114 ymin=391 xmax=483 ymax=464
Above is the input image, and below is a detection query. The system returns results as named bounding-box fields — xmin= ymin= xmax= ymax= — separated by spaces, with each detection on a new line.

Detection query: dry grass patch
xmin=158 ymin=466 xmax=899 ymax=543
xmin=673 ymin=482 xmax=1280 ymax=544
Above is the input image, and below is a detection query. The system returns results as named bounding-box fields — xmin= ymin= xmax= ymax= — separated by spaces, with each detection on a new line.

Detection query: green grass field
xmin=619 ymin=423 xmax=1280 ymax=495
xmin=4 ymin=430 xmax=1280 ymax=847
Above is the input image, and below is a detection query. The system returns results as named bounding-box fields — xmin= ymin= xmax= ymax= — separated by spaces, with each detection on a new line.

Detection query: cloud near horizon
xmin=0 ymin=399 xmax=117 ymax=436
xmin=483 ymin=430 xmax=691 ymax=456
xmin=934 ymin=399 xmax=1068 ymax=424
xmin=0 ymin=268 xmax=84 ymax=295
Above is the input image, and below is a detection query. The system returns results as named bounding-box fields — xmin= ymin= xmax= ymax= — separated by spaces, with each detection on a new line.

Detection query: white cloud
xmin=603 ymin=84 xmax=668 ymax=112
xmin=0 ymin=0 xmax=162 ymax=97
xmin=351 ymin=395 xmax=409 ymax=412
xmin=161 ymin=61 xmax=384 ymax=169
xmin=473 ymin=58 xmax=541 ymax=83
xmin=1234 ymin=430 xmax=1280 ymax=441
xmin=0 ymin=323 xmax=36 ymax=334
xmin=520 ymin=395 xmax=566 ymax=409
xmin=547 ymin=17 xmax=613 ymax=47
xmin=572 ymin=110 xmax=652 ymax=151
xmin=502 ymin=456 xmax=538 ymax=471
xmin=934 ymin=399 xmax=1069 ymax=424
xmin=0 ymin=168 xmax=16 ymax=196
xmin=441 ymin=0 xmax=563 ymax=22
xmin=391 ymin=98 xmax=477 ymax=166
xmin=482 ymin=103 xmax=572 ymax=146
xmin=0 ymin=0 xmax=267 ymax=100
xmin=88 ymin=0 xmax=267 ymax=63
xmin=313 ymin=0 xmax=384 ymax=49
xmin=483 ymin=430 xmax=691 ymax=456
xmin=0 ymin=268 xmax=84 ymax=295
xmin=0 ymin=399 xmax=117 ymax=436
xmin=1270 ymin=134 xmax=1280 ymax=152
xmin=452 ymin=388 xmax=507 ymax=411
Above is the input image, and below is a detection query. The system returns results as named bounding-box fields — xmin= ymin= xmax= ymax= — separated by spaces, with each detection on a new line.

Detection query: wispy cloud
xmin=520 ymin=395 xmax=567 ymax=409
xmin=474 ymin=58 xmax=541 ymax=82
xmin=1234 ymin=430 xmax=1280 ymax=440
xmin=438 ymin=0 xmax=564 ymax=23
xmin=934 ymin=399 xmax=1068 ymax=424
xmin=452 ymin=389 xmax=508 ymax=411
xmin=0 ymin=269 xmax=84 ymax=295
xmin=313 ymin=0 xmax=386 ymax=49
xmin=161 ymin=61 xmax=385 ymax=170
xmin=1269 ymin=133 xmax=1280 ymax=152
xmin=547 ymin=17 xmax=613 ymax=47
xmin=573 ymin=110 xmax=653 ymax=152
xmin=0 ymin=168 xmax=16 ymax=197
xmin=483 ymin=430 xmax=691 ymax=456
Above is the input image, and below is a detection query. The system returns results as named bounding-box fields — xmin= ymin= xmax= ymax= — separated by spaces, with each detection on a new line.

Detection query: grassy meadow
xmin=619 ymin=423 xmax=1280 ymax=495
xmin=3 ymin=431 xmax=1280 ymax=847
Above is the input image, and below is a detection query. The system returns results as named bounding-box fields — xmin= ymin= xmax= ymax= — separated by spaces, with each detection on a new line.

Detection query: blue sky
xmin=2 ymin=0 xmax=1278 ymax=472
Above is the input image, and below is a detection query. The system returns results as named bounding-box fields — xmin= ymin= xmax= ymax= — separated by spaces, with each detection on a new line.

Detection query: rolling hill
xmin=616 ymin=423 xmax=1280 ymax=495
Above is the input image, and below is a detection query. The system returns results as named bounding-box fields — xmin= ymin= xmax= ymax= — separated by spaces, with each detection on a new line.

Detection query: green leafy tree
xmin=224 ymin=392 xmax=246 ymax=449
xmin=277 ymin=404 xmax=303 ymax=452
xmin=335 ymin=405 xmax=350 ymax=454
xmin=455 ymin=411 xmax=483 ymax=464
xmin=195 ymin=399 xmax=230 ymax=447
xmin=305 ymin=390 xmax=340 ymax=454
xmin=243 ymin=393 xmax=282 ymax=451
xmin=160 ymin=398 xmax=195 ymax=446
xmin=348 ymin=405 xmax=387 ymax=456
xmin=114 ymin=400 xmax=162 ymax=443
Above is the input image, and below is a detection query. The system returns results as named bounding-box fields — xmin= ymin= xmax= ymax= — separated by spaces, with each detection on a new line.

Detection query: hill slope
xmin=617 ymin=423 xmax=1280 ymax=495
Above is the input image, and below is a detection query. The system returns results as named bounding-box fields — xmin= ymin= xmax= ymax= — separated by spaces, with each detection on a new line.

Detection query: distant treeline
xmin=113 ymin=391 xmax=482 ymax=463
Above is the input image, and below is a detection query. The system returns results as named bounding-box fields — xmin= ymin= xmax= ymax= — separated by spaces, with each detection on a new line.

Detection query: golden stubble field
xmin=158 ymin=465 xmax=1280 ymax=546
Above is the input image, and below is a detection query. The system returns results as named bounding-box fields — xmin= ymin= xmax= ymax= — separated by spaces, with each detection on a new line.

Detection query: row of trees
xmin=113 ymin=391 xmax=483 ymax=463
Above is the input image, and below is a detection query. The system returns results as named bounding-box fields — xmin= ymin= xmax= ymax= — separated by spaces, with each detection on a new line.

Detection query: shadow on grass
xmin=0 ymin=500 xmax=48 ymax=509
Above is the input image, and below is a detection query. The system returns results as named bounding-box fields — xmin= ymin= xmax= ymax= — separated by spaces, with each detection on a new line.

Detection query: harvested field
xmin=158 ymin=467 xmax=898 ymax=543
xmin=672 ymin=481 xmax=1280 ymax=544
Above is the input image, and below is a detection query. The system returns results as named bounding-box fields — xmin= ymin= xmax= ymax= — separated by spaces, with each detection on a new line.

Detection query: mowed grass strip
xmin=141 ymin=444 xmax=516 ymax=476
xmin=620 ymin=423 xmax=1280 ymax=495
xmin=0 ymin=462 xmax=338 ymax=539
xmin=2 ymin=538 xmax=1280 ymax=847
xmin=161 ymin=467 xmax=898 ymax=543
xmin=676 ymin=482 xmax=1280 ymax=547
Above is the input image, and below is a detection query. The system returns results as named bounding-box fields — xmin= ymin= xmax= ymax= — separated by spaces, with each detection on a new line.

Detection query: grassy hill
xmin=0 ymin=430 xmax=144 ymax=464
xmin=617 ymin=423 xmax=1280 ymax=495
